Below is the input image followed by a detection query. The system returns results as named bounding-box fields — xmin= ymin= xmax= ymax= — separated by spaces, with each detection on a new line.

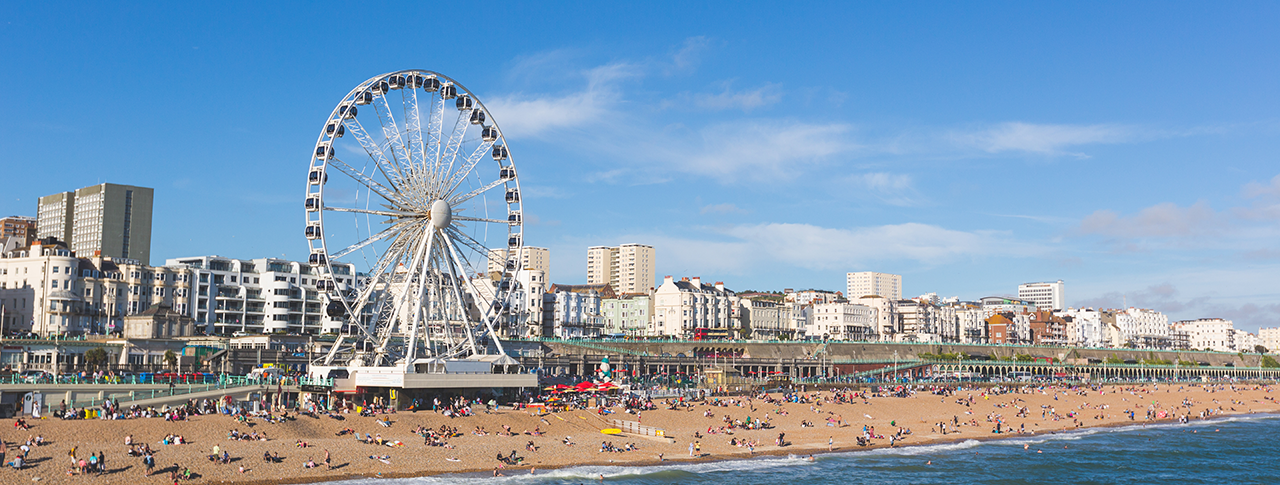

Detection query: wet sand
xmin=1 ymin=383 xmax=1275 ymax=484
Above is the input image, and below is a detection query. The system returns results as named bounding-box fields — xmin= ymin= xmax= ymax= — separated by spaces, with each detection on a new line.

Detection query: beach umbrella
xmin=543 ymin=386 xmax=558 ymax=391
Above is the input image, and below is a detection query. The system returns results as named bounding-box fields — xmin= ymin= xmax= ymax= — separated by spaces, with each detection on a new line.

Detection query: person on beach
xmin=324 ymin=448 xmax=331 ymax=469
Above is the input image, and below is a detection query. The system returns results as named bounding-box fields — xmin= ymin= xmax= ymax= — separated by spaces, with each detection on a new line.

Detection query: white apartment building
xmin=1260 ymin=327 xmax=1280 ymax=353
xmin=1112 ymin=308 xmax=1170 ymax=347
xmin=165 ymin=255 xmax=356 ymax=335
xmin=586 ymin=244 xmax=655 ymax=295
xmin=543 ymin=284 xmax=607 ymax=339
xmin=653 ymin=276 xmax=738 ymax=339
xmin=1174 ymin=318 xmax=1236 ymax=352
xmin=1236 ymin=330 xmax=1261 ymax=354
xmin=1057 ymin=308 xmax=1109 ymax=348
xmin=954 ymin=304 xmax=987 ymax=343
xmin=806 ymin=302 xmax=876 ymax=341
xmin=846 ymin=271 xmax=901 ymax=300
xmin=856 ymin=295 xmax=898 ymax=341
xmin=1018 ymin=280 xmax=1065 ymax=311
xmin=488 ymin=246 xmax=550 ymax=281
xmin=981 ymin=297 xmax=1038 ymax=315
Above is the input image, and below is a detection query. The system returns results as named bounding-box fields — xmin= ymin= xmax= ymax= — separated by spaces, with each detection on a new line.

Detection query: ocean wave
xmin=328 ymin=454 xmax=816 ymax=484
xmin=852 ymin=439 xmax=983 ymax=456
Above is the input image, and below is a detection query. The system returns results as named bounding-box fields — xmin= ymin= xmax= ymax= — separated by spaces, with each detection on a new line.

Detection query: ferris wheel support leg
xmin=400 ymin=229 xmax=436 ymax=365
xmin=443 ymin=233 xmax=507 ymax=357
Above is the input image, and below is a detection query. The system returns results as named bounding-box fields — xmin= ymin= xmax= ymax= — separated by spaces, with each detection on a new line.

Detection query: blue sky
xmin=2 ymin=2 xmax=1279 ymax=330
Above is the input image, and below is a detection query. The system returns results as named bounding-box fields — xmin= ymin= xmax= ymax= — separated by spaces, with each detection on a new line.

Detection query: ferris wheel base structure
xmin=315 ymin=362 xmax=536 ymax=394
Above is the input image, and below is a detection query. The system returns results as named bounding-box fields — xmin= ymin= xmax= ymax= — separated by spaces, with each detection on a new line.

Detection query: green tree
xmin=163 ymin=349 xmax=178 ymax=370
xmin=1261 ymin=356 xmax=1280 ymax=368
xmin=1256 ymin=345 xmax=1269 ymax=354
xmin=84 ymin=347 xmax=108 ymax=371
xmin=1105 ymin=354 xmax=1124 ymax=364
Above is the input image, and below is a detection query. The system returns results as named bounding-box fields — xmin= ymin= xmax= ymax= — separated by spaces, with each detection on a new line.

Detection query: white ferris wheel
xmin=305 ymin=70 xmax=523 ymax=369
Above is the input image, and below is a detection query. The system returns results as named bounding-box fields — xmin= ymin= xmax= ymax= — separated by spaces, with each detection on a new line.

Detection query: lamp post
xmin=893 ymin=350 xmax=899 ymax=383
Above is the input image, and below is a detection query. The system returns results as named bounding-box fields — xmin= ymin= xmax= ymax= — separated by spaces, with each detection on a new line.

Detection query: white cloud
xmin=699 ymin=203 xmax=746 ymax=215
xmin=1243 ymin=174 xmax=1280 ymax=199
xmin=950 ymin=122 xmax=1140 ymax=157
xmin=679 ymin=120 xmax=858 ymax=179
xmin=484 ymin=62 xmax=638 ymax=139
xmin=689 ymin=83 xmax=782 ymax=112
xmin=667 ymin=36 xmax=711 ymax=74
xmin=1078 ymin=201 xmax=1224 ymax=239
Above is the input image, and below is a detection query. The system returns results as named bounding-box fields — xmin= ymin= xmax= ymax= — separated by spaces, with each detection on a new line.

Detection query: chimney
xmin=681 ymin=277 xmax=689 ymax=282
xmin=715 ymin=281 xmax=724 ymax=291
xmin=663 ymin=275 xmax=674 ymax=285
xmin=691 ymin=277 xmax=701 ymax=288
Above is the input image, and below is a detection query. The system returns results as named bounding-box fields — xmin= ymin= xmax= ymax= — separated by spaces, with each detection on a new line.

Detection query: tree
xmin=1256 ymin=345 xmax=1269 ymax=354
xmin=163 ymin=349 xmax=178 ymax=370
xmin=84 ymin=347 xmax=108 ymax=371
xmin=1262 ymin=355 xmax=1280 ymax=369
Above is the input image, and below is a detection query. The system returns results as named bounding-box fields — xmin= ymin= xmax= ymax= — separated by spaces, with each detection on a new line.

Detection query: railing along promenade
xmin=0 ymin=375 xmax=333 ymax=412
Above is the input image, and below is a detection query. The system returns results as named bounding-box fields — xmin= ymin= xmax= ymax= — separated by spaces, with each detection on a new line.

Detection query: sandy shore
xmin=1 ymin=383 xmax=1275 ymax=484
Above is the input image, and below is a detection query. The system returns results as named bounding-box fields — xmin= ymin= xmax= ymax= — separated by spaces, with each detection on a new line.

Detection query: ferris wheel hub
xmin=429 ymin=199 xmax=453 ymax=229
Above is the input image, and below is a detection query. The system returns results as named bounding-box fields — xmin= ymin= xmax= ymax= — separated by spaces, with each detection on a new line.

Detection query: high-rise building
xmin=487 ymin=246 xmax=550 ymax=281
xmin=586 ymin=243 xmax=655 ymax=295
xmin=1018 ymin=280 xmax=1065 ymax=311
xmin=846 ymin=271 xmax=901 ymax=300
xmin=37 ymin=183 xmax=154 ymax=264
xmin=1 ymin=216 xmax=37 ymax=247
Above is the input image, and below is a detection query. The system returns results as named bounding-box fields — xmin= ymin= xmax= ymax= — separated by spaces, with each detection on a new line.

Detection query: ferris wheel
xmin=304 ymin=70 xmax=523 ymax=368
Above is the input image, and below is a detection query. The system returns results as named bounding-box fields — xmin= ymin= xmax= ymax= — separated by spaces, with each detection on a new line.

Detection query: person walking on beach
xmin=688 ymin=442 xmax=695 ymax=457
xmin=324 ymin=449 xmax=331 ymax=469
xmin=829 ymin=437 xmax=833 ymax=451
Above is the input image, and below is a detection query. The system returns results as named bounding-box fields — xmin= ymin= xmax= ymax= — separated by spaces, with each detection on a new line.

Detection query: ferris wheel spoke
xmin=435 ymin=110 xmax=473 ymax=195
xmin=348 ymin=226 xmax=418 ymax=318
xmin=324 ymin=206 xmax=416 ymax=218
xmin=328 ymin=220 xmax=412 ymax=260
xmin=403 ymin=88 xmax=427 ymax=183
xmin=451 ymin=178 xmax=507 ymax=206
xmin=343 ymin=117 xmax=406 ymax=190
xmin=442 ymin=232 xmax=507 ymax=356
xmin=442 ymin=140 xmax=496 ymax=198
xmin=454 ymin=216 xmax=510 ymax=225
xmin=444 ymin=227 xmax=493 ymax=261
xmin=425 ymin=93 xmax=446 ymax=188
xmin=326 ymin=158 xmax=411 ymax=208
xmin=372 ymin=92 xmax=412 ymax=168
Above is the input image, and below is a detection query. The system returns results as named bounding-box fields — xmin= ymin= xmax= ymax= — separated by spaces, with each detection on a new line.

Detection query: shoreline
xmin=4 ymin=384 xmax=1274 ymax=484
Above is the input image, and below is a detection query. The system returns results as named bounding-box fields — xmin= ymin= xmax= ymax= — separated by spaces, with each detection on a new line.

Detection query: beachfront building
xmin=586 ymin=244 xmax=655 ymax=295
xmin=896 ymin=299 xmax=942 ymax=342
xmin=164 ymin=255 xmax=357 ymax=336
xmin=0 ymin=239 xmax=196 ymax=336
xmin=653 ymin=276 xmax=739 ymax=339
xmin=806 ymin=302 xmax=876 ymax=341
xmin=601 ymin=293 xmax=652 ymax=337
xmin=981 ymin=296 xmax=1039 ymax=315
xmin=1057 ymin=308 xmax=1110 ymax=348
xmin=952 ymin=302 xmax=986 ymax=343
xmin=856 ymin=295 xmax=898 ymax=341
xmin=846 ymin=271 xmax=901 ymax=300
xmin=1174 ymin=318 xmax=1236 ymax=352
xmin=1111 ymin=308 xmax=1171 ymax=348
xmin=543 ymin=283 xmax=611 ymax=339
xmin=986 ymin=312 xmax=1032 ymax=345
xmin=1236 ymin=330 xmax=1262 ymax=353
xmin=738 ymin=296 xmax=793 ymax=340
xmin=1018 ymin=280 xmax=1065 ymax=311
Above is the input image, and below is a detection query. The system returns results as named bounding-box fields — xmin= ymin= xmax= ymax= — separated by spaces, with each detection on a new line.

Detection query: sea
xmin=327 ymin=414 xmax=1280 ymax=484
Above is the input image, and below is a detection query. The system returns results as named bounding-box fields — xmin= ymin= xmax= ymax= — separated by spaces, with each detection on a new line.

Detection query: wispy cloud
xmin=949 ymin=122 xmax=1141 ymax=157
xmin=686 ymin=83 xmax=783 ymax=112
xmin=485 ymin=62 xmax=638 ymax=138
xmin=700 ymin=203 xmax=747 ymax=215
xmin=1243 ymin=174 xmax=1280 ymax=199
xmin=667 ymin=36 xmax=712 ymax=75
xmin=1078 ymin=201 xmax=1224 ymax=239
xmin=680 ymin=120 xmax=857 ymax=179
xmin=847 ymin=172 xmax=921 ymax=206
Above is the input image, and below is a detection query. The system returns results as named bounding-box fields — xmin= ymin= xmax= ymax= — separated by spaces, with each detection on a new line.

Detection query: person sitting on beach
xmin=563 ymin=436 xmax=574 ymax=446
xmin=304 ymin=459 xmax=318 ymax=469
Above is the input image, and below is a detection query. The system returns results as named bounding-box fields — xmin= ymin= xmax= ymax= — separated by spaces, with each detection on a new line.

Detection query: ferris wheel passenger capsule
xmin=492 ymin=146 xmax=509 ymax=161
xmin=309 ymin=252 xmax=327 ymax=265
xmin=409 ymin=75 xmax=424 ymax=89
xmin=505 ymin=188 xmax=520 ymax=203
xmin=507 ymin=212 xmax=521 ymax=224
xmin=305 ymin=224 xmax=321 ymax=239
xmin=309 ymin=169 xmax=328 ymax=185
xmin=422 ymin=76 xmax=440 ymax=92
xmin=481 ymin=126 xmax=499 ymax=141
xmin=388 ymin=75 xmax=405 ymax=90
xmin=469 ymin=110 xmax=486 ymax=124
xmin=499 ymin=167 xmax=516 ymax=180
xmin=326 ymin=122 xmax=345 ymax=138
xmin=305 ymin=196 xmax=321 ymax=211
xmin=314 ymin=144 xmax=334 ymax=161
xmin=354 ymin=91 xmax=373 ymax=105
xmin=339 ymin=105 xmax=357 ymax=119
xmin=372 ymin=80 xmax=390 ymax=95
xmin=456 ymin=94 xmax=474 ymax=111
xmin=326 ymin=300 xmax=347 ymax=318
xmin=440 ymin=83 xmax=457 ymax=99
